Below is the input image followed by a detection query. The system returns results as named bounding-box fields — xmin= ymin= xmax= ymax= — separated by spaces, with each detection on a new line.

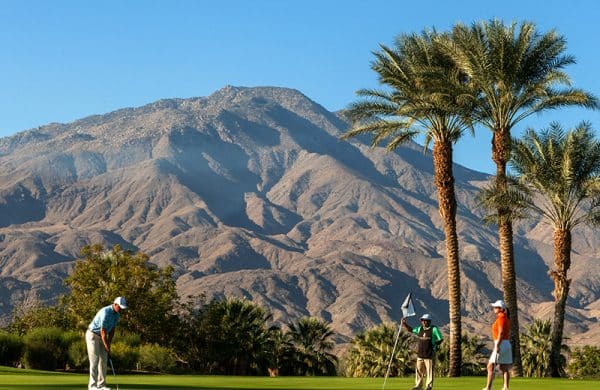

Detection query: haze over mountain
xmin=0 ymin=86 xmax=598 ymax=344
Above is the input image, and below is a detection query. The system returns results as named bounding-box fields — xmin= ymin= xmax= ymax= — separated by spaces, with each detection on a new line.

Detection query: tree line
xmin=0 ymin=244 xmax=337 ymax=376
xmin=1 ymin=244 xmax=599 ymax=378
xmin=341 ymin=19 xmax=600 ymax=377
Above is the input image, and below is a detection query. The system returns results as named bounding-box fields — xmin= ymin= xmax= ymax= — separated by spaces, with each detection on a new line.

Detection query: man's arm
xmin=100 ymin=328 xmax=111 ymax=353
xmin=432 ymin=326 xmax=443 ymax=346
xmin=400 ymin=318 xmax=413 ymax=332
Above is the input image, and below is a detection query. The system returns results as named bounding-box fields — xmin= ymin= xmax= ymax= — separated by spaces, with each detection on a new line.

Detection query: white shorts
xmin=489 ymin=339 xmax=512 ymax=365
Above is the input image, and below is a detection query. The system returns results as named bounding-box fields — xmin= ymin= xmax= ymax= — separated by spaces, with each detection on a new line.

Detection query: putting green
xmin=0 ymin=367 xmax=598 ymax=389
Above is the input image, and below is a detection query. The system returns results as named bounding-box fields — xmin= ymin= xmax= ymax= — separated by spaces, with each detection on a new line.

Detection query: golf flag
xmin=401 ymin=292 xmax=415 ymax=318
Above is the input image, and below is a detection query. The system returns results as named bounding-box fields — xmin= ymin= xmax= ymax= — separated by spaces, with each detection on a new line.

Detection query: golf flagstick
xmin=109 ymin=356 xmax=119 ymax=390
xmin=382 ymin=293 xmax=416 ymax=390
xmin=381 ymin=321 xmax=403 ymax=390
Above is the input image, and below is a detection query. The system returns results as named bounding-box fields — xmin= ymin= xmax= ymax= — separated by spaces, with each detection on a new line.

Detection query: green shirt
xmin=412 ymin=325 xmax=443 ymax=358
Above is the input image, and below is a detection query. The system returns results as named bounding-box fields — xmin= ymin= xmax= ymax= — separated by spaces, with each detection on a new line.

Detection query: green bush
xmin=67 ymin=338 xmax=88 ymax=370
xmin=113 ymin=332 xmax=141 ymax=347
xmin=110 ymin=341 xmax=139 ymax=371
xmin=59 ymin=330 xmax=87 ymax=370
xmin=138 ymin=343 xmax=176 ymax=373
xmin=23 ymin=327 xmax=68 ymax=370
xmin=344 ymin=323 xmax=414 ymax=377
xmin=435 ymin=334 xmax=487 ymax=376
xmin=0 ymin=331 xmax=24 ymax=366
xmin=568 ymin=345 xmax=600 ymax=378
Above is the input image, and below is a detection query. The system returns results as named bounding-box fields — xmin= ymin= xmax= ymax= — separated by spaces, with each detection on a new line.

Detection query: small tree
xmin=8 ymin=291 xmax=72 ymax=335
xmin=63 ymin=244 xmax=179 ymax=345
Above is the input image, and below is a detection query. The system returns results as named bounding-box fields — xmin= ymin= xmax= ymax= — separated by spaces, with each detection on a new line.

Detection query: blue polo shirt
xmin=88 ymin=305 xmax=120 ymax=334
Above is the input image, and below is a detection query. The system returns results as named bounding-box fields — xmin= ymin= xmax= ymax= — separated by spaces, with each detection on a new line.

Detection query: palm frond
xmin=476 ymin=175 xmax=532 ymax=224
xmin=510 ymin=122 xmax=600 ymax=229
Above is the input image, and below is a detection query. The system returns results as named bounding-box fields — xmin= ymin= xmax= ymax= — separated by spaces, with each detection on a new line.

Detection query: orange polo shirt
xmin=492 ymin=311 xmax=510 ymax=340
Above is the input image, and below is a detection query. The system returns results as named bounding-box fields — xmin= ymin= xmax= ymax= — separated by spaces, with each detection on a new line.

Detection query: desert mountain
xmin=0 ymin=86 xmax=598 ymax=344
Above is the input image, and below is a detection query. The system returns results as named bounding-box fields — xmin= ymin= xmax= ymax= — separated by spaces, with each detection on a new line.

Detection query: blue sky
xmin=1 ymin=0 xmax=599 ymax=174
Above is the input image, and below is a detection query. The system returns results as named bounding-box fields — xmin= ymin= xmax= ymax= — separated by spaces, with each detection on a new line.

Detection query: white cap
xmin=420 ymin=313 xmax=432 ymax=321
xmin=114 ymin=296 xmax=128 ymax=309
xmin=491 ymin=300 xmax=505 ymax=309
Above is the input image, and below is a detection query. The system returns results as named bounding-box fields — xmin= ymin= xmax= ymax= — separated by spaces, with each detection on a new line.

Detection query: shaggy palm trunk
xmin=492 ymin=130 xmax=523 ymax=376
xmin=549 ymin=229 xmax=571 ymax=377
xmin=433 ymin=139 xmax=462 ymax=377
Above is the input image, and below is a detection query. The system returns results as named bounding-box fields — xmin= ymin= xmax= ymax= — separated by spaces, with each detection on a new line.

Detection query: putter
xmin=109 ymin=357 xmax=120 ymax=390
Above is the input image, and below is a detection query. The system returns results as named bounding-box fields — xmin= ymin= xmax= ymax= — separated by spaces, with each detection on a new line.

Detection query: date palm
xmin=441 ymin=20 xmax=598 ymax=375
xmin=510 ymin=123 xmax=600 ymax=376
xmin=342 ymin=30 xmax=475 ymax=377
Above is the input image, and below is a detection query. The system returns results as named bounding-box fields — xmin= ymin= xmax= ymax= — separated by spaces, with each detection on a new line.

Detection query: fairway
xmin=1 ymin=367 xmax=598 ymax=390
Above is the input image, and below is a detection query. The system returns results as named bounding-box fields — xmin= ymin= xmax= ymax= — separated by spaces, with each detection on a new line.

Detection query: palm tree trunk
xmin=549 ymin=229 xmax=571 ymax=377
xmin=492 ymin=130 xmax=523 ymax=376
xmin=433 ymin=139 xmax=462 ymax=377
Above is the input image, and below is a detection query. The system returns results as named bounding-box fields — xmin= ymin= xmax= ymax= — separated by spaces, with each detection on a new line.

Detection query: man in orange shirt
xmin=483 ymin=300 xmax=512 ymax=390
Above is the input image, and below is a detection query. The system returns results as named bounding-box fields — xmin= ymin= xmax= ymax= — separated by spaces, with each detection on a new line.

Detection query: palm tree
xmin=520 ymin=318 xmax=569 ymax=377
xmin=202 ymin=297 xmax=274 ymax=375
xmin=441 ymin=19 xmax=598 ymax=375
xmin=265 ymin=326 xmax=293 ymax=376
xmin=342 ymin=30 xmax=476 ymax=377
xmin=510 ymin=123 xmax=600 ymax=376
xmin=345 ymin=323 xmax=414 ymax=377
xmin=286 ymin=317 xmax=338 ymax=376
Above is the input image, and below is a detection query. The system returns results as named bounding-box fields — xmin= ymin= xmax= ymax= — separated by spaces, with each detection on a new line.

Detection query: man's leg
xmin=413 ymin=358 xmax=425 ymax=389
xmin=86 ymin=330 xmax=99 ymax=390
xmin=424 ymin=358 xmax=433 ymax=390
xmin=97 ymin=345 xmax=108 ymax=389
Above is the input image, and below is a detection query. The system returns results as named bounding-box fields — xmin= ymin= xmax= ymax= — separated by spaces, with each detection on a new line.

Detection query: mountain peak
xmin=0 ymin=86 xmax=598 ymax=346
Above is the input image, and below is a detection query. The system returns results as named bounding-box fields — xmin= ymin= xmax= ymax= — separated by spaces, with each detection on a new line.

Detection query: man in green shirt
xmin=401 ymin=313 xmax=443 ymax=390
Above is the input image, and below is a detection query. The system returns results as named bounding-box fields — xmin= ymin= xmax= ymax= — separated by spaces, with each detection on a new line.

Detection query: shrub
xmin=23 ymin=327 xmax=68 ymax=370
xmin=0 ymin=331 xmax=24 ymax=366
xmin=345 ymin=323 xmax=414 ymax=377
xmin=67 ymin=338 xmax=88 ymax=370
xmin=110 ymin=341 xmax=139 ymax=371
xmin=568 ymin=345 xmax=600 ymax=378
xmin=60 ymin=330 xmax=87 ymax=370
xmin=435 ymin=334 xmax=486 ymax=376
xmin=138 ymin=343 xmax=176 ymax=373
xmin=113 ymin=332 xmax=141 ymax=347
xmin=519 ymin=318 xmax=569 ymax=377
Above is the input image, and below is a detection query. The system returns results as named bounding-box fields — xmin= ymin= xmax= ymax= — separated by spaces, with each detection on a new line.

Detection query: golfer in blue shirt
xmin=86 ymin=297 xmax=128 ymax=390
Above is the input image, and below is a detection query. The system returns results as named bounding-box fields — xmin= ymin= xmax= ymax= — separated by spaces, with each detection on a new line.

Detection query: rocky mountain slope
xmin=0 ymin=86 xmax=598 ymax=344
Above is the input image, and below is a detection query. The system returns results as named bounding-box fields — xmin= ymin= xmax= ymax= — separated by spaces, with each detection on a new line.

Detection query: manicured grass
xmin=1 ymin=367 xmax=598 ymax=389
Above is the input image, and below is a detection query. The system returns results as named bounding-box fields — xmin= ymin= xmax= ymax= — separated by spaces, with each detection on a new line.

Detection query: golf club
xmin=109 ymin=356 xmax=120 ymax=390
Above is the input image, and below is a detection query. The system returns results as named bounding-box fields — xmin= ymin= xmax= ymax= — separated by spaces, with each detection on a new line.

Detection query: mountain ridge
xmin=0 ymin=86 xmax=598 ymax=345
